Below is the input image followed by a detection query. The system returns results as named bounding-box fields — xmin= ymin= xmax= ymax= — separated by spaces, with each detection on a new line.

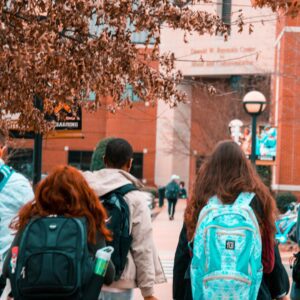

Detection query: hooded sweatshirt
xmin=84 ymin=168 xmax=166 ymax=297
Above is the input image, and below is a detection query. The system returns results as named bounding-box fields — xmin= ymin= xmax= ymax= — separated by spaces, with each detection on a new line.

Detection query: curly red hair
xmin=11 ymin=165 xmax=111 ymax=244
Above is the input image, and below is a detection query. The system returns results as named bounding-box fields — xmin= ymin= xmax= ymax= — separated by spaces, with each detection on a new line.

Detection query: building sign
xmin=189 ymin=46 xmax=258 ymax=68
xmin=51 ymin=103 xmax=82 ymax=131
xmin=3 ymin=102 xmax=82 ymax=139
xmin=239 ymin=125 xmax=277 ymax=161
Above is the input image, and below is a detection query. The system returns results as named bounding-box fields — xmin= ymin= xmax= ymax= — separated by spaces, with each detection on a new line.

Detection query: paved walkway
xmin=134 ymin=199 xmax=187 ymax=299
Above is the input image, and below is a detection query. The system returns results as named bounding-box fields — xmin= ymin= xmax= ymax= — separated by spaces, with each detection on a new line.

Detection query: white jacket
xmin=84 ymin=169 xmax=166 ymax=297
xmin=0 ymin=160 xmax=34 ymax=259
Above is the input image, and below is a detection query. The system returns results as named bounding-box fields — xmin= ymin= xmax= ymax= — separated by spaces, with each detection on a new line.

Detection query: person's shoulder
xmin=126 ymin=189 xmax=150 ymax=201
xmin=4 ymin=165 xmax=32 ymax=190
xmin=125 ymin=190 xmax=152 ymax=210
xmin=9 ymin=170 xmax=32 ymax=186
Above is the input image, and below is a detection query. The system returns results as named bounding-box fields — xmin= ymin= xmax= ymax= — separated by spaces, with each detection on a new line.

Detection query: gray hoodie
xmin=84 ymin=168 xmax=166 ymax=297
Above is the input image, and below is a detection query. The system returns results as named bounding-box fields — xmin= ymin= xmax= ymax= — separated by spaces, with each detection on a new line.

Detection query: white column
xmin=154 ymin=84 xmax=192 ymax=187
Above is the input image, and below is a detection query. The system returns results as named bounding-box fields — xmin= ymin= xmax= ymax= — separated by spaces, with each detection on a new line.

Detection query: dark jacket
xmin=173 ymin=197 xmax=289 ymax=300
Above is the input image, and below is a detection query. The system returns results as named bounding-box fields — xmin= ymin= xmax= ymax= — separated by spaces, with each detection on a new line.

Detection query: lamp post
xmin=243 ymin=91 xmax=267 ymax=165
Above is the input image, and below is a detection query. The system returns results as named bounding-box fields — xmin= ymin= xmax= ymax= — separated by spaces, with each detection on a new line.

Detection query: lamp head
xmin=243 ymin=91 xmax=267 ymax=116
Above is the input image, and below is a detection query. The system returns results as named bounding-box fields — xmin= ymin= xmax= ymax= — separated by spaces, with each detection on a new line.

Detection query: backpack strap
xmin=0 ymin=164 xmax=14 ymax=192
xmin=234 ymin=192 xmax=255 ymax=206
xmin=114 ymin=183 xmax=137 ymax=196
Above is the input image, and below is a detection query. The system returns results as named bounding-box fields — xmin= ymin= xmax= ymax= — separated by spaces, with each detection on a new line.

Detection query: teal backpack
xmin=191 ymin=192 xmax=262 ymax=300
xmin=165 ymin=181 xmax=179 ymax=200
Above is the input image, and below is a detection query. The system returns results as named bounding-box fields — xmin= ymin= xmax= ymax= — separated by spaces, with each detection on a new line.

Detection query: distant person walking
xmin=158 ymin=186 xmax=166 ymax=208
xmin=0 ymin=130 xmax=34 ymax=297
xmin=84 ymin=138 xmax=165 ymax=300
xmin=179 ymin=181 xmax=188 ymax=200
xmin=165 ymin=175 xmax=180 ymax=220
xmin=2 ymin=166 xmax=115 ymax=300
xmin=173 ymin=141 xmax=289 ymax=300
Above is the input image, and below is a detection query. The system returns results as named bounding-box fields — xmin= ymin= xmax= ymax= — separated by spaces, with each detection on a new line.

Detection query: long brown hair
xmin=185 ymin=140 xmax=277 ymax=241
xmin=11 ymin=165 xmax=111 ymax=243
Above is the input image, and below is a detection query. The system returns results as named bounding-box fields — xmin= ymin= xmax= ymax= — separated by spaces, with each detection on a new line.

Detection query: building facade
xmin=272 ymin=13 xmax=300 ymax=195
xmin=156 ymin=0 xmax=276 ymax=189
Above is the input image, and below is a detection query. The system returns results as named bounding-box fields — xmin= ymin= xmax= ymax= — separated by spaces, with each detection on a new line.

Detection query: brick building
xmin=8 ymin=102 xmax=158 ymax=186
xmin=9 ymin=29 xmax=159 ymax=186
xmin=272 ymin=13 xmax=300 ymax=195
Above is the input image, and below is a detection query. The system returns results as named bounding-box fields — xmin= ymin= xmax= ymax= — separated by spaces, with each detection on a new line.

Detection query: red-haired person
xmin=2 ymin=166 xmax=115 ymax=300
xmin=173 ymin=141 xmax=289 ymax=300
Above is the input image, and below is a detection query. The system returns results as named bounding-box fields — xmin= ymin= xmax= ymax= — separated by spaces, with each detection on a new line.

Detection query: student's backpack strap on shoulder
xmin=101 ymin=183 xmax=137 ymax=281
xmin=114 ymin=183 xmax=137 ymax=197
xmin=234 ymin=192 xmax=256 ymax=206
xmin=0 ymin=164 xmax=14 ymax=192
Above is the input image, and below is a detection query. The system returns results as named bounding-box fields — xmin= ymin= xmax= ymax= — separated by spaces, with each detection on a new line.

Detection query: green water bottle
xmin=94 ymin=246 xmax=114 ymax=276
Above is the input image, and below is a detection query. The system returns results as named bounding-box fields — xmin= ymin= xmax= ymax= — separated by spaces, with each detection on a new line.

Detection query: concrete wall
xmin=154 ymin=84 xmax=192 ymax=187
xmin=161 ymin=0 xmax=276 ymax=76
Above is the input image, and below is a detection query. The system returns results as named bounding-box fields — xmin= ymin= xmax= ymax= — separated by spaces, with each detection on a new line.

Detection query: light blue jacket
xmin=0 ymin=159 xmax=34 ymax=259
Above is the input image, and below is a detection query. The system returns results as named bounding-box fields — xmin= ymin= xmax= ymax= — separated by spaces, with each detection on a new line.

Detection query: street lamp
xmin=243 ymin=91 xmax=267 ymax=164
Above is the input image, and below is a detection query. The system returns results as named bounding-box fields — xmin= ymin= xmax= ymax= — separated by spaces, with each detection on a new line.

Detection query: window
xmin=89 ymin=9 xmax=155 ymax=46
xmin=122 ymin=84 xmax=140 ymax=102
xmin=222 ymin=0 xmax=232 ymax=26
xmin=68 ymin=151 xmax=93 ymax=171
xmin=8 ymin=148 xmax=33 ymax=179
xmin=131 ymin=153 xmax=143 ymax=179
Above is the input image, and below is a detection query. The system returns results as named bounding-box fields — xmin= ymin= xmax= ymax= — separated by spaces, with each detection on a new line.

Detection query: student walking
xmin=173 ymin=141 xmax=289 ymax=300
xmin=165 ymin=175 xmax=180 ymax=220
xmin=2 ymin=166 xmax=115 ymax=300
xmin=84 ymin=138 xmax=165 ymax=300
xmin=0 ymin=130 xmax=34 ymax=297
xmin=179 ymin=181 xmax=188 ymax=200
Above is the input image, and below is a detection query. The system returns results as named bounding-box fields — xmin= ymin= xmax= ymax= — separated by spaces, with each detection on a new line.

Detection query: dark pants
xmin=168 ymin=198 xmax=178 ymax=218
xmin=159 ymin=195 xmax=164 ymax=208
xmin=158 ymin=187 xmax=165 ymax=207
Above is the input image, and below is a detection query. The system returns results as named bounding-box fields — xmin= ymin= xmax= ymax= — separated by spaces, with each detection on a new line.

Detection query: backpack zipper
xmin=204 ymin=275 xmax=251 ymax=288
xmin=20 ymin=266 xmax=26 ymax=279
xmin=216 ymin=232 xmax=245 ymax=237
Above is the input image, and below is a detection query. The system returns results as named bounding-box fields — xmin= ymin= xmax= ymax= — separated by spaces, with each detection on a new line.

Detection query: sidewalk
xmin=134 ymin=199 xmax=187 ymax=299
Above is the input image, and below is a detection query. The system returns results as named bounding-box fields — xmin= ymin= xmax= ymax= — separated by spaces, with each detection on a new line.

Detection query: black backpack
xmin=9 ymin=217 xmax=95 ymax=300
xmin=101 ymin=184 xmax=136 ymax=280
